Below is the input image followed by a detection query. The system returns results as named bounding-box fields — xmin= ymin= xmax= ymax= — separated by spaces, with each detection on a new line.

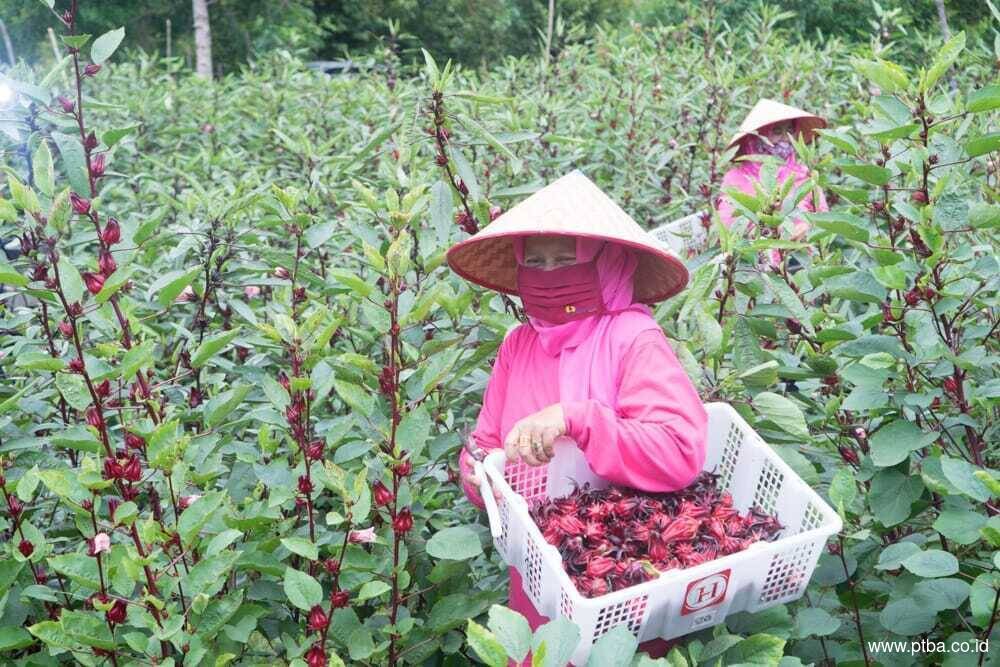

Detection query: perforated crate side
xmin=505 ymin=459 xmax=549 ymax=503
xmin=754 ymin=540 xmax=820 ymax=608
xmin=591 ymin=594 xmax=650 ymax=641
xmin=522 ymin=536 xmax=545 ymax=609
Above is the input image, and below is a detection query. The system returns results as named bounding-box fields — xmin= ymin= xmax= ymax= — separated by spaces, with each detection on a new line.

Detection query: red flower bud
xmin=293 ymin=286 xmax=307 ymax=303
xmin=106 ymin=598 xmax=127 ymax=625
xmin=372 ymin=480 xmax=394 ymax=507
xmin=330 ymin=590 xmax=350 ymax=608
xmin=785 ymin=318 xmax=802 ymax=334
xmin=84 ymin=132 xmax=98 ymax=151
xmin=274 ymin=267 xmax=291 ymax=280
xmin=923 ymin=287 xmax=936 ymax=301
xmin=68 ymin=357 xmax=85 ymax=373
xmin=943 ymin=377 xmax=958 ymax=394
xmin=307 ymin=605 xmax=328 ymax=633
xmin=98 ymin=251 xmax=116 ymax=277
xmin=101 ymin=219 xmax=121 ymax=245
xmin=904 ymin=289 xmax=920 ymax=306
xmin=58 ymin=320 xmax=74 ymax=338
xmin=298 ymin=475 xmax=314 ymax=495
xmin=32 ymin=264 xmax=49 ymax=282
xmin=838 ymin=445 xmax=860 ymax=466
xmin=305 ymin=440 xmax=324 ymax=461
xmin=392 ymin=508 xmax=414 ymax=535
xmin=323 ymin=558 xmax=340 ymax=575
xmin=18 ymin=539 xmax=34 ymax=558
xmin=456 ymin=179 xmax=468 ymax=196
xmin=6 ymin=495 xmax=23 ymax=518
xmin=107 ymin=497 xmax=120 ymax=521
xmin=911 ymin=190 xmax=928 ymax=205
xmin=91 ymin=153 xmax=106 ymax=178
xmin=853 ymin=427 xmax=867 ymax=441
xmin=394 ymin=460 xmax=412 ymax=477
xmin=70 ymin=193 xmax=91 ymax=215
xmin=85 ymin=406 xmax=103 ymax=428
xmin=435 ymin=153 xmax=448 ymax=166
xmin=125 ymin=432 xmax=145 ymax=450
xmin=95 ymin=379 xmax=111 ymax=398
xmin=305 ymin=644 xmax=328 ymax=667
xmin=188 ymin=388 xmax=202 ymax=408
xmin=68 ymin=302 xmax=84 ymax=317
xmin=82 ymin=271 xmax=105 ymax=295
xmin=84 ymin=63 xmax=101 ymax=77
xmin=57 ymin=96 xmax=75 ymax=113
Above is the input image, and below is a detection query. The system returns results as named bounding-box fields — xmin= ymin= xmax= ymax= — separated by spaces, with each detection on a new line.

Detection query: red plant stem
xmin=979 ymin=587 xmax=1000 ymax=666
xmin=387 ymin=273 xmax=403 ymax=666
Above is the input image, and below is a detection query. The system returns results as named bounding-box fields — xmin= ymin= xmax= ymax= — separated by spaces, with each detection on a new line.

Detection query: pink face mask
xmin=516 ymin=245 xmax=607 ymax=324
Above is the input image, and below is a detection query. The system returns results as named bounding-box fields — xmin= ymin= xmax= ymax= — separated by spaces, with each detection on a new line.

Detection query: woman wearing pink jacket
xmin=715 ymin=99 xmax=829 ymax=267
xmin=446 ymin=170 xmax=708 ymax=663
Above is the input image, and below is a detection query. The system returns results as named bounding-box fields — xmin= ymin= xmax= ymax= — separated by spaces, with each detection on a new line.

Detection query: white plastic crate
xmin=649 ymin=212 xmax=707 ymax=256
xmin=474 ymin=402 xmax=841 ymax=666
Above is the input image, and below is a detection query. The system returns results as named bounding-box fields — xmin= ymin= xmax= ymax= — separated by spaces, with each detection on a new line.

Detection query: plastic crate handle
xmin=474 ymin=460 xmax=503 ymax=540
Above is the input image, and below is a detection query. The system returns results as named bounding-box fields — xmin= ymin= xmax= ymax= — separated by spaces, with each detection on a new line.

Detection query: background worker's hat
xmin=726 ymin=98 xmax=827 ymax=151
xmin=445 ymin=170 xmax=688 ymax=305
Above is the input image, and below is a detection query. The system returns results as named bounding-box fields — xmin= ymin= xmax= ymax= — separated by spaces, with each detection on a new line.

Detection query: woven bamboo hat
xmin=726 ymin=99 xmax=826 ymax=152
xmin=445 ymin=170 xmax=688 ymax=304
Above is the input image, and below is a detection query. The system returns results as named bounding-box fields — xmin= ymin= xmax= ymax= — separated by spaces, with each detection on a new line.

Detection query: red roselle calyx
xmin=392 ymin=508 xmax=414 ymax=534
xmin=305 ymin=440 xmax=324 ymax=461
xmin=105 ymin=598 xmax=127 ymax=625
xmin=305 ymin=644 xmax=327 ymax=667
xmin=57 ymin=96 xmax=75 ymax=113
xmin=91 ymin=153 xmax=106 ymax=178
xmin=70 ymin=193 xmax=91 ymax=214
xmin=298 ymin=475 xmax=314 ymax=495
xmin=125 ymin=432 xmax=145 ymax=450
xmin=838 ymin=445 xmax=860 ymax=466
xmin=904 ymin=289 xmax=920 ymax=306
xmin=189 ymin=388 xmax=202 ymax=408
xmin=84 ymin=63 xmax=101 ymax=77
xmin=943 ymin=377 xmax=959 ymax=395
xmin=18 ymin=539 xmax=34 ymax=558
xmin=101 ymin=219 xmax=121 ymax=245
xmin=394 ymin=459 xmax=412 ymax=477
xmin=84 ymin=132 xmax=98 ymax=151
xmin=82 ymin=272 xmax=105 ymax=295
xmin=59 ymin=320 xmax=74 ymax=338
xmin=6 ymin=495 xmax=23 ymax=518
xmin=273 ymin=266 xmax=291 ymax=280
xmin=68 ymin=357 xmax=85 ymax=374
xmin=95 ymin=379 xmax=111 ymax=398
xmin=529 ymin=472 xmax=782 ymax=599
xmin=330 ymin=590 xmax=350 ymax=608
xmin=323 ymin=558 xmax=340 ymax=575
xmin=372 ymin=480 xmax=394 ymax=506
xmin=307 ymin=605 xmax=328 ymax=632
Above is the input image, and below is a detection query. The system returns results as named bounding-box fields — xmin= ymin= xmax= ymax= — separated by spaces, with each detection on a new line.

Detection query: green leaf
xmin=49 ymin=553 xmax=99 ymax=589
xmin=965 ymin=132 xmax=1000 ymax=158
xmin=60 ymin=610 xmax=115 ymax=650
xmin=7 ymin=173 xmax=40 ymax=213
xmin=91 ymin=27 xmax=125 ymax=64
xmin=765 ymin=275 xmax=812 ymax=334
xmin=901 ymin=549 xmax=959 ymax=578
xmin=870 ymin=470 xmax=923 ymax=527
xmin=426 ymin=525 xmax=483 ymax=561
xmin=57 ymin=255 xmax=84 ymax=304
xmin=151 ymin=266 xmax=201 ymax=308
xmin=922 ymin=31 xmax=965 ymax=92
xmin=50 ymin=132 xmax=90 ymax=196
xmin=852 ymin=57 xmax=909 ymax=94
xmin=585 ymin=624 xmax=638 ymax=666
xmin=911 ymin=578 xmax=970 ymax=611
xmin=95 ymin=264 xmax=133 ymax=304
xmin=178 ymin=491 xmax=226 ymax=544
xmin=870 ymin=265 xmax=906 ymax=290
xmin=724 ymin=633 xmax=786 ymax=664
xmin=531 ymin=617 xmax=580 ymax=667
xmin=967 ymin=85 xmax=1000 ymax=113
xmin=794 ymin=608 xmax=840 ymax=638
xmin=838 ymin=162 xmax=892 ymax=186
xmin=356 ymin=580 xmax=391 ymax=601
xmin=32 ymin=140 xmax=55 ymax=197
xmin=15 ymin=352 xmax=65 ymax=372
xmin=205 ymin=384 xmax=250 ymax=427
xmin=488 ymin=605 xmax=531 ymax=662
xmin=333 ymin=379 xmax=374 ymax=416
xmin=183 ymin=551 xmax=239 ymax=598
xmin=828 ymin=467 xmax=857 ymax=518
xmin=61 ymin=34 xmax=91 ymax=49
xmin=933 ymin=510 xmax=986 ymax=545
xmin=190 ymin=329 xmax=240 ymax=368
xmin=280 ymin=537 xmax=318 ymax=561
xmin=102 ymin=125 xmax=139 ymax=149
xmin=940 ymin=456 xmax=992 ymax=502
xmin=283 ymin=567 xmax=322 ymax=611
xmin=753 ymin=392 xmax=809 ymax=439
xmin=879 ymin=598 xmax=937 ymax=636
xmin=0 ymin=626 xmax=33 ymax=651
xmin=50 ymin=426 xmax=101 ymax=454
xmin=0 ymin=257 xmax=27 ymax=287
xmin=467 ymin=620 xmax=508 ymax=667
xmin=806 ymin=212 xmax=869 ymax=242
xmin=869 ymin=420 xmax=938 ymax=467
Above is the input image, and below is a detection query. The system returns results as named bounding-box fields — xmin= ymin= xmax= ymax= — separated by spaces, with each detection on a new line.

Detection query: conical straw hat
xmin=726 ymin=98 xmax=826 ymax=152
xmin=446 ymin=170 xmax=688 ymax=304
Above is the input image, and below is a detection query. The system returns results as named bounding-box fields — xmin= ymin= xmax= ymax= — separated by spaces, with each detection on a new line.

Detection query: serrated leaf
xmin=190 ymin=329 xmax=240 ymax=368
xmin=283 ymin=567 xmax=322 ymax=611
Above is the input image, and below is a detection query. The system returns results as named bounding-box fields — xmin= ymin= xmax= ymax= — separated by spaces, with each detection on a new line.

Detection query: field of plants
xmin=0 ymin=3 xmax=998 ymax=666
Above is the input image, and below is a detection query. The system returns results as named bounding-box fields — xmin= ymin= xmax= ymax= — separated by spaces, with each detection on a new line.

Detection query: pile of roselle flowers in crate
xmin=529 ymin=472 xmax=783 ymax=598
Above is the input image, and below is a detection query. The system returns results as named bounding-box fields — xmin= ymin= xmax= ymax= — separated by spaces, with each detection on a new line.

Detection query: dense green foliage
xmin=0 ymin=0 xmax=993 ymax=72
xmin=0 ymin=2 xmax=998 ymax=666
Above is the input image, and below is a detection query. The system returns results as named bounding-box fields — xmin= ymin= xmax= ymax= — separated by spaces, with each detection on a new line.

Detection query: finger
xmin=519 ymin=432 xmax=539 ymax=466
xmin=504 ymin=426 xmax=521 ymax=462
xmin=540 ymin=425 xmax=560 ymax=454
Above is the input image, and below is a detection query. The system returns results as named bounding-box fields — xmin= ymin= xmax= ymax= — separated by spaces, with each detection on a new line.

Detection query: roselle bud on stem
xmin=18 ymin=539 xmax=34 ymax=558
xmin=59 ymin=320 xmax=74 ymax=338
xmin=101 ymin=219 xmax=121 ymax=245
xmin=273 ymin=267 xmax=291 ymax=280
xmin=82 ymin=272 xmax=105 ymax=295
xmin=98 ymin=250 xmax=117 ymax=277
xmin=305 ymin=644 xmax=327 ymax=667
xmin=91 ymin=153 xmax=106 ymax=178
xmin=298 ymin=475 xmax=314 ymax=495
xmin=372 ymin=480 xmax=394 ymax=506
xmin=106 ymin=598 xmax=127 ymax=625
xmin=57 ymin=96 xmax=75 ymax=113
xmin=6 ymin=495 xmax=23 ymax=518
xmin=307 ymin=605 xmax=328 ymax=632
xmin=84 ymin=132 xmax=98 ymax=151
xmin=330 ymin=589 xmax=350 ymax=608
xmin=838 ymin=445 xmax=860 ymax=466
xmin=392 ymin=508 xmax=414 ymax=534
xmin=84 ymin=63 xmax=101 ymax=77
xmin=70 ymin=193 xmax=91 ymax=215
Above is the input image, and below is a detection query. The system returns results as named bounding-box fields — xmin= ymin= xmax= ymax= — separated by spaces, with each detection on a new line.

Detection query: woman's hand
xmin=460 ymin=467 xmax=502 ymax=503
xmin=504 ymin=404 xmax=567 ymax=467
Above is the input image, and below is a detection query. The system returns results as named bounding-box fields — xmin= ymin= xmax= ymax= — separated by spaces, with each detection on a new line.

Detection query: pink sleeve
xmin=560 ymin=329 xmax=707 ymax=493
xmin=459 ymin=329 xmax=516 ymax=508
xmin=791 ymin=172 xmax=828 ymax=238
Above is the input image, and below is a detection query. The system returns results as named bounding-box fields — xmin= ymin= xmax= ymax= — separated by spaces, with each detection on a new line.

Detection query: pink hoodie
xmin=456 ymin=235 xmax=707 ymax=663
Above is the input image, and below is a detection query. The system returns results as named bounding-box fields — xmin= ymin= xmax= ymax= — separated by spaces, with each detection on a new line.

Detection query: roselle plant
xmin=2 ymin=3 xmax=999 ymax=666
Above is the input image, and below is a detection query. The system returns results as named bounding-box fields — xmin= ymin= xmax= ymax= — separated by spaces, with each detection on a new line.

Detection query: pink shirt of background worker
xmin=446 ymin=170 xmax=708 ymax=664
xmin=715 ymin=99 xmax=829 ymax=266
